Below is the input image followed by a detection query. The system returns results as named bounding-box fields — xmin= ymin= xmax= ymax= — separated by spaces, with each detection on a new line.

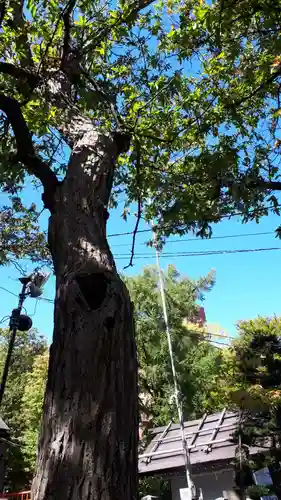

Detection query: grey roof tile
xmin=139 ymin=410 xmax=267 ymax=475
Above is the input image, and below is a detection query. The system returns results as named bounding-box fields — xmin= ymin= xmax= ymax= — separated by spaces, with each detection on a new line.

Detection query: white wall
xmin=171 ymin=468 xmax=235 ymax=500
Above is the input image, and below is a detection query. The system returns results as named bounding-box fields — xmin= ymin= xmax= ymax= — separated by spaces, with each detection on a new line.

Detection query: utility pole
xmin=0 ymin=270 xmax=50 ymax=406
xmin=0 ymin=277 xmax=29 ymax=405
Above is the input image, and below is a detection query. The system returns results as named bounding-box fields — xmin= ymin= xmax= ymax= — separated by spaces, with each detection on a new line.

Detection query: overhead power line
xmin=110 ymin=230 xmax=275 ymax=248
xmin=114 ymin=246 xmax=281 ymax=259
xmin=108 ymin=228 xmax=150 ymax=238
xmin=107 ymin=203 xmax=281 ymax=239
xmin=0 ymin=286 xmax=19 ymax=298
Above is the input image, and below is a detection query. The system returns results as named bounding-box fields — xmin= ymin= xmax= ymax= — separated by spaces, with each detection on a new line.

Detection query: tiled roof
xmin=139 ymin=409 xmax=265 ymax=475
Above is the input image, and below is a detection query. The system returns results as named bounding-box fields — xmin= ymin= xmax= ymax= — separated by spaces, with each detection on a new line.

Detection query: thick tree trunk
xmin=31 ymin=128 xmax=138 ymax=500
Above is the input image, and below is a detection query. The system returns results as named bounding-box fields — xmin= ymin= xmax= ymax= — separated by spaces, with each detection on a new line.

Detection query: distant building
xmin=139 ymin=410 xmax=270 ymax=500
xmin=196 ymin=307 xmax=206 ymax=327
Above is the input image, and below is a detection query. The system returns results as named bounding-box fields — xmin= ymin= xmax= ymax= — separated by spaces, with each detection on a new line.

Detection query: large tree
xmin=1 ymin=0 xmax=281 ymax=498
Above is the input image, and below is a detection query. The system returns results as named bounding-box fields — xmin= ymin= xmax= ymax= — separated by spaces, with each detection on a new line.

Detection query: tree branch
xmin=0 ymin=93 xmax=59 ymax=211
xmin=9 ymin=0 xmax=34 ymax=67
xmin=124 ymin=141 xmax=142 ymax=269
xmin=234 ymin=66 xmax=281 ymax=107
xmin=247 ymin=179 xmax=281 ymax=191
xmin=83 ymin=0 xmax=156 ymax=54
xmin=0 ymin=0 xmax=5 ymax=26
xmin=81 ymin=69 xmax=124 ymax=130
xmin=61 ymin=0 xmax=77 ymax=69
xmin=0 ymin=62 xmax=40 ymax=89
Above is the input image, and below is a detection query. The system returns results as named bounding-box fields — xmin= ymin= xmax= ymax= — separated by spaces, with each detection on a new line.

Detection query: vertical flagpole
xmin=151 ymin=225 xmax=196 ymax=498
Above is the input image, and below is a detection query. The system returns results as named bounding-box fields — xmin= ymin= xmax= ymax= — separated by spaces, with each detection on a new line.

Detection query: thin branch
xmin=9 ymin=0 xmax=34 ymax=67
xmin=133 ymin=73 xmax=179 ymax=130
xmin=0 ymin=0 xmax=5 ymax=26
xmin=124 ymin=141 xmax=142 ymax=269
xmin=80 ymin=71 xmax=177 ymax=141
xmin=82 ymin=0 xmax=156 ymax=54
xmin=234 ymin=66 xmax=281 ymax=107
xmin=246 ymin=179 xmax=281 ymax=191
xmin=0 ymin=93 xmax=59 ymax=211
xmin=61 ymin=0 xmax=77 ymax=69
xmin=38 ymin=0 xmax=76 ymax=73
xmin=81 ymin=69 xmax=124 ymax=130
xmin=137 ymin=132 xmax=174 ymax=144
xmin=183 ymin=97 xmax=217 ymax=132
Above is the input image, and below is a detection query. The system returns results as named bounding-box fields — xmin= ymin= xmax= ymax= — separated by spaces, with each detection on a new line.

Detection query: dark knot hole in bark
xmin=76 ymin=272 xmax=108 ymax=310
xmin=104 ymin=316 xmax=115 ymax=332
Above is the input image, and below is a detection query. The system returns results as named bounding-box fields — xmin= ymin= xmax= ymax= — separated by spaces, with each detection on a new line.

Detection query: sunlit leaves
xmin=1 ymin=0 xmax=281 ymax=253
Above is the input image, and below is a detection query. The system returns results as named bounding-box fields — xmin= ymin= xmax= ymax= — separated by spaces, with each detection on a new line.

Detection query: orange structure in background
xmin=1 ymin=492 xmax=31 ymax=500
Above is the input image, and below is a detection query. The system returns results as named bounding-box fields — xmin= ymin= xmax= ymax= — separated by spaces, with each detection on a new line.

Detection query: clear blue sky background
xmin=1 ymin=184 xmax=281 ymax=342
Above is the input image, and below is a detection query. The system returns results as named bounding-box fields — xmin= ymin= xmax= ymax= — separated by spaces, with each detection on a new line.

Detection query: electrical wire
xmin=110 ymin=230 xmax=275 ymax=248
xmin=0 ymin=316 xmax=9 ymax=324
xmin=0 ymin=286 xmax=19 ymax=298
xmin=107 ymin=202 xmax=281 ymax=239
xmin=0 ymin=285 xmax=53 ymax=306
xmin=38 ymin=297 xmax=53 ymax=303
xmin=29 ymin=299 xmax=39 ymax=317
xmin=113 ymin=246 xmax=281 ymax=259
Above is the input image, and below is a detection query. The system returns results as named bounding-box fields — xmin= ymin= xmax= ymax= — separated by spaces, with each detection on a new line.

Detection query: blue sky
xmin=1 ymin=183 xmax=281 ymax=342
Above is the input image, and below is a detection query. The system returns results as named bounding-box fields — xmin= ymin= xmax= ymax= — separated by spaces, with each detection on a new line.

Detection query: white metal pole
xmin=152 ymin=226 xmax=195 ymax=494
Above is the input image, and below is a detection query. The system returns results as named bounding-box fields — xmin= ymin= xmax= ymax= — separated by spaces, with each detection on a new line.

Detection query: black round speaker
xmin=18 ymin=314 xmax=33 ymax=332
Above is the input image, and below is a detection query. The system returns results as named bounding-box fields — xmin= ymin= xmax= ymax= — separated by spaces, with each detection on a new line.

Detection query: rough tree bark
xmin=31 ymin=124 xmax=138 ymax=499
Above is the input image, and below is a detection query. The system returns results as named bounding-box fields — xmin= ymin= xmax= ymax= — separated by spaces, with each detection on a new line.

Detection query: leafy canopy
xmin=1 ymin=0 xmax=281 ymax=264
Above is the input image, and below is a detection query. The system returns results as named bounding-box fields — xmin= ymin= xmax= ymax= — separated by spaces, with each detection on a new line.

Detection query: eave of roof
xmin=139 ymin=410 xmax=269 ymax=476
xmin=0 ymin=416 xmax=9 ymax=432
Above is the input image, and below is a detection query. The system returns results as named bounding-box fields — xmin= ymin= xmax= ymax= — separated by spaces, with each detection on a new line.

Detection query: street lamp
xmin=0 ymin=269 xmax=50 ymax=405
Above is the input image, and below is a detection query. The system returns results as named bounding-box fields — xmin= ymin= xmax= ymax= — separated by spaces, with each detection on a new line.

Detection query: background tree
xmin=2 ymin=0 xmax=281 ymax=498
xmin=125 ymin=265 xmax=222 ymax=427
xmin=211 ymin=317 xmax=281 ymax=499
xmin=21 ymin=351 xmax=49 ymax=481
xmin=0 ymin=327 xmax=46 ymax=491
xmin=234 ymin=318 xmax=281 ymax=500
xmin=126 ymin=265 xmax=223 ymax=500
xmin=0 ymin=197 xmax=49 ymax=266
